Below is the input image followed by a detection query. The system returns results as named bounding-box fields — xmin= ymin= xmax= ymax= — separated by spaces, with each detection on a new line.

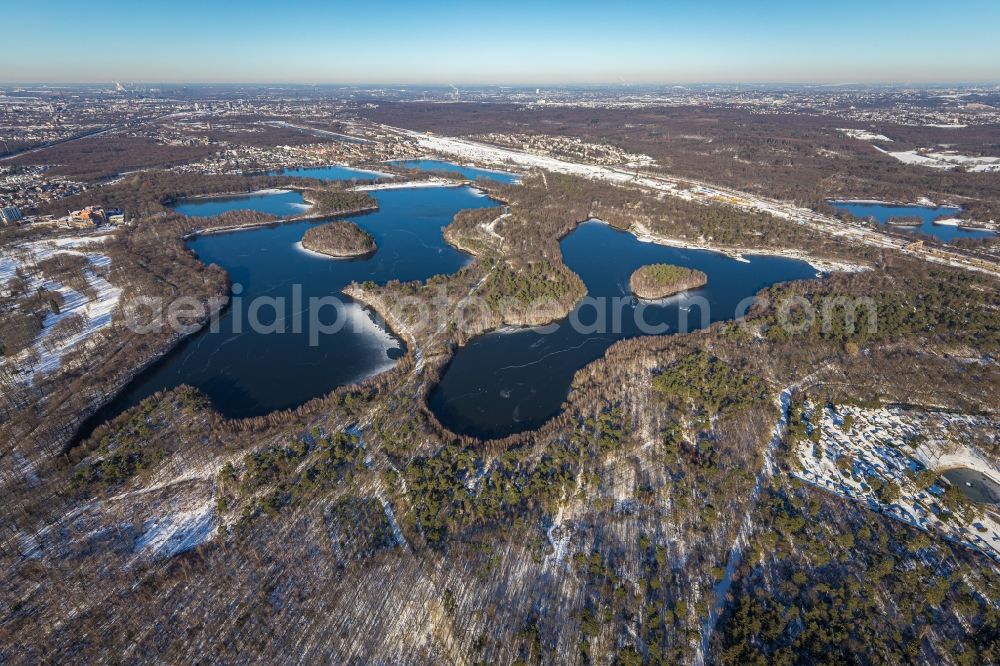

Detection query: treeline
xmin=503 ymin=171 xmax=868 ymax=263
xmin=476 ymin=258 xmax=586 ymax=327
xmin=215 ymin=431 xmax=365 ymax=524
xmin=0 ymin=207 xmax=235 ymax=464
xmin=369 ymin=103 xmax=1000 ymax=224
xmin=69 ymin=387 xmax=210 ymax=490
xmin=304 ymin=189 xmax=377 ymax=216
xmin=32 ymin=169 xmax=323 ymax=219
xmin=752 ymin=263 xmax=1000 ymax=353
xmin=301 ymin=221 xmax=375 ymax=257
xmin=11 ymin=136 xmax=215 ymax=182
xmin=713 ymin=474 xmax=1000 ymax=665
xmin=652 ymin=350 xmax=766 ymax=418
xmin=630 ymin=264 xmax=707 ymax=299
xmin=443 ymin=207 xmax=504 ymax=256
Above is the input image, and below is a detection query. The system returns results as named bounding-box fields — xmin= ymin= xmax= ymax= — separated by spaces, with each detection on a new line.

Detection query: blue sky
xmin=4 ymin=0 xmax=999 ymax=84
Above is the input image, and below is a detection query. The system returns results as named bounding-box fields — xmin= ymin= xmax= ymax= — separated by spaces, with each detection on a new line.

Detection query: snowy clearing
xmin=875 ymin=146 xmax=1000 ymax=172
xmin=134 ymin=501 xmax=216 ymax=561
xmin=352 ymin=177 xmax=462 ymax=191
xmin=0 ymin=231 xmax=121 ymax=385
xmin=838 ymin=128 xmax=893 ymax=142
xmin=384 ymin=126 xmax=999 ymax=278
xmin=793 ymin=404 xmax=1000 ymax=562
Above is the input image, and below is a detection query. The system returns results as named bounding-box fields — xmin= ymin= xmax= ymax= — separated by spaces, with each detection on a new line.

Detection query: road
xmin=383 ymin=126 xmax=1000 ymax=279
xmin=1 ymin=111 xmax=190 ymax=162
xmin=264 ymin=120 xmax=370 ymax=144
xmin=0 ymin=125 xmax=117 ymax=162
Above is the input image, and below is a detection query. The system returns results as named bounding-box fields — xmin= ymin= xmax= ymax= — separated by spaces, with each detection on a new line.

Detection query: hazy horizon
xmin=4 ymin=81 xmax=1000 ymax=89
xmin=4 ymin=0 xmax=1000 ymax=85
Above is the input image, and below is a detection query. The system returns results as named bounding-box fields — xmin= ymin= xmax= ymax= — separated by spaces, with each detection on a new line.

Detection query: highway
xmin=385 ymin=126 xmax=1000 ymax=279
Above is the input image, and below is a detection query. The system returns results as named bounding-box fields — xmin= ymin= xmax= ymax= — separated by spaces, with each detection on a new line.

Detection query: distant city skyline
xmin=5 ymin=0 xmax=1000 ymax=85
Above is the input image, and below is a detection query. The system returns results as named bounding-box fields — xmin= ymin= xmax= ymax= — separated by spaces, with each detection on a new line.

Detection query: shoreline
xmin=293 ymin=240 xmax=374 ymax=260
xmin=387 ymin=126 xmax=1000 ymax=277
xmin=828 ymin=197 xmax=962 ymax=208
xmin=67 ymin=295 xmax=230 ymax=450
xmin=930 ymin=217 xmax=997 ymax=232
xmin=829 ymin=199 xmax=996 ymax=233
xmin=297 ymin=237 xmax=376 ymax=260
xmin=352 ymin=177 xmax=466 ymax=192
xmin=626 ymin=220 xmax=870 ymax=275
xmin=342 ymin=284 xmax=419 ymax=368
xmin=181 ymin=205 xmax=379 ymax=239
xmin=272 ymin=162 xmax=395 ymax=179
xmin=177 ymin=187 xmax=294 ymax=201
xmin=630 ymin=267 xmax=708 ymax=301
xmin=387 ymin=155 xmax=523 ymax=181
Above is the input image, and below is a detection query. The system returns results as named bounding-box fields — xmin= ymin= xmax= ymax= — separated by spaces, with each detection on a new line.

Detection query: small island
xmin=301 ymin=221 xmax=376 ymax=258
xmin=303 ymin=189 xmax=377 ymax=217
xmin=630 ymin=263 xmax=707 ymax=299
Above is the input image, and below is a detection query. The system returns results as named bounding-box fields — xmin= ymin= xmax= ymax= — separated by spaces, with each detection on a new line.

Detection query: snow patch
xmin=838 ymin=128 xmax=893 ymax=142
xmin=134 ymin=503 xmax=216 ymax=560
xmin=0 ymin=232 xmax=121 ymax=384
xmin=793 ymin=404 xmax=1000 ymax=562
xmin=876 ymin=146 xmax=1000 ymax=172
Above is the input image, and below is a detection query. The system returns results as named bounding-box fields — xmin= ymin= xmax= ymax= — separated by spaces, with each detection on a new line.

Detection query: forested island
xmin=629 ymin=263 xmax=708 ymax=299
xmin=303 ymin=190 xmax=377 ymax=217
xmin=301 ymin=221 xmax=376 ymax=258
xmin=5 ymin=88 xmax=1000 ymax=666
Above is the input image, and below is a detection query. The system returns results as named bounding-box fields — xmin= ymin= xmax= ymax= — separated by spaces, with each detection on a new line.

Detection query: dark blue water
xmin=269 ymin=165 xmax=385 ymax=181
xmin=172 ymin=190 xmax=308 ymax=218
xmin=83 ymin=186 xmax=497 ymax=431
xmin=428 ymin=221 xmax=817 ymax=439
xmin=829 ymin=201 xmax=995 ymax=242
xmin=389 ymin=159 xmax=520 ymax=184
xmin=942 ymin=468 xmax=1000 ymax=505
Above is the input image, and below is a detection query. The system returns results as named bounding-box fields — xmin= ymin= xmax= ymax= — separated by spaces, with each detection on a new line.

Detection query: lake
xmin=268 ymin=165 xmax=385 ymax=181
xmin=78 ymin=186 xmax=497 ymax=437
xmin=942 ymin=468 xmax=1000 ymax=505
xmin=172 ymin=190 xmax=310 ymax=218
xmin=171 ymin=165 xmax=387 ymax=218
xmin=828 ymin=201 xmax=995 ymax=242
xmin=87 ymin=190 xmax=817 ymax=443
xmin=388 ymin=159 xmax=521 ymax=185
xmin=427 ymin=220 xmax=816 ymax=439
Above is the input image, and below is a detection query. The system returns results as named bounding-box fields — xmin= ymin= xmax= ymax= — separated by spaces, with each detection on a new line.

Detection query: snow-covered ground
xmin=352 ymin=177 xmax=462 ymax=191
xmin=875 ymin=146 xmax=1000 ymax=173
xmin=480 ymin=211 xmax=509 ymax=244
xmin=383 ymin=126 xmax=999 ymax=278
xmin=793 ymin=404 xmax=1000 ymax=561
xmin=838 ymin=128 xmax=893 ymax=142
xmin=182 ymin=187 xmax=294 ymax=200
xmin=404 ymin=131 xmax=644 ymax=185
xmin=378 ymin=497 xmax=408 ymax=548
xmin=928 ymin=218 xmax=993 ymax=231
xmin=630 ymin=220 xmax=870 ymax=274
xmin=0 ymin=232 xmax=121 ymax=384
xmin=134 ymin=501 xmax=216 ymax=560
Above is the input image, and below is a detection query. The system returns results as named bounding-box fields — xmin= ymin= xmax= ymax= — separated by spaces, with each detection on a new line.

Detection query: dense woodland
xmin=303 ymin=189 xmax=377 ymax=216
xmin=367 ymin=102 xmax=1000 ymax=224
xmin=300 ymin=220 xmax=376 ymax=257
xmin=0 ymin=208 xmax=233 ymax=460
xmin=32 ymin=170 xmax=296 ymax=218
xmin=11 ymin=136 xmax=216 ymax=182
xmin=0 ymin=106 xmax=998 ymax=664
xmin=630 ymin=264 xmax=708 ymax=299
